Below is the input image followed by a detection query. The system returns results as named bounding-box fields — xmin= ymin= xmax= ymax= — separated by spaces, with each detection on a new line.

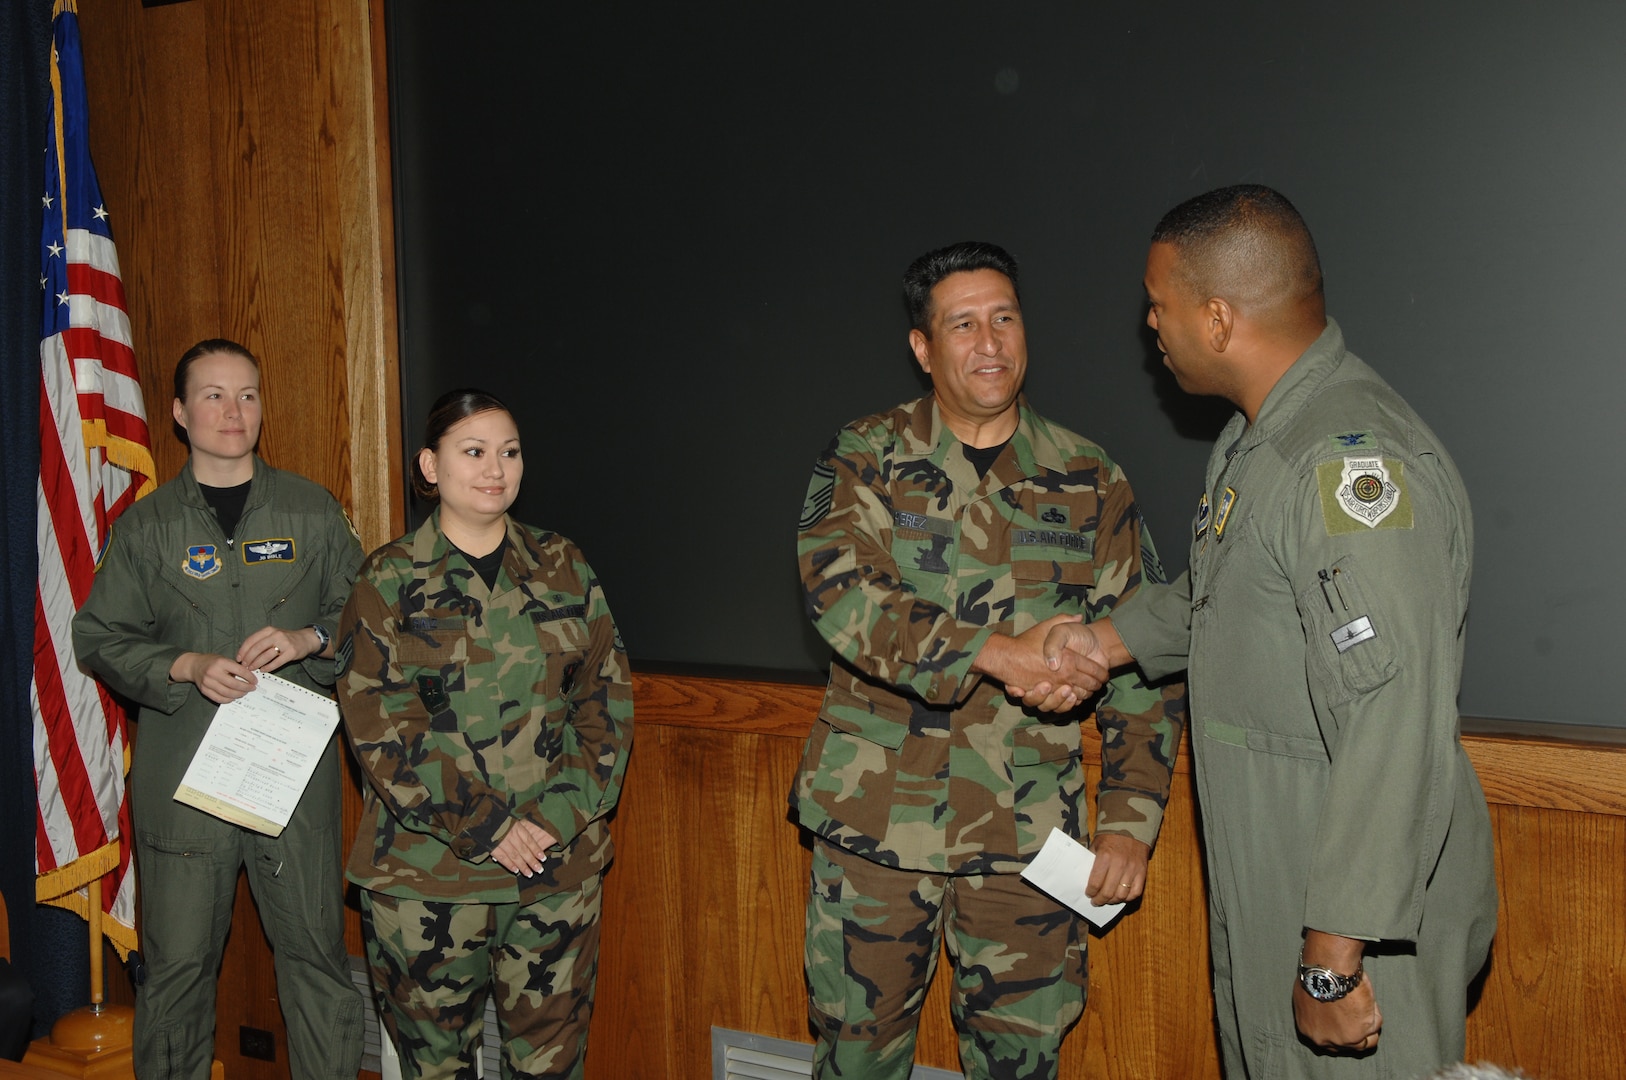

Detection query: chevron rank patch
xmin=1318 ymin=456 xmax=1414 ymax=534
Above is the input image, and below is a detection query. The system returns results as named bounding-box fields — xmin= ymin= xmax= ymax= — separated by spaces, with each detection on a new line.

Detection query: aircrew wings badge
xmin=1318 ymin=456 xmax=1413 ymax=534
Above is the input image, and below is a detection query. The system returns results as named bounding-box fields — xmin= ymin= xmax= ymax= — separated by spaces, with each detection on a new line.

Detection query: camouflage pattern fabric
xmin=338 ymin=510 xmax=632 ymax=902
xmin=361 ymin=874 xmax=603 ymax=1080
xmin=806 ymin=839 xmax=1085 ymax=1080
xmin=793 ymin=394 xmax=1185 ymax=874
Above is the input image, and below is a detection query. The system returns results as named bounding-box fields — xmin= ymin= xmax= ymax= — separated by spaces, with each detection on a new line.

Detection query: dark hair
xmin=902 ymin=241 xmax=1021 ymax=336
xmin=412 ymin=388 xmax=514 ymax=501
xmin=174 ymin=338 xmax=258 ymax=401
xmin=1150 ymin=184 xmax=1322 ymax=311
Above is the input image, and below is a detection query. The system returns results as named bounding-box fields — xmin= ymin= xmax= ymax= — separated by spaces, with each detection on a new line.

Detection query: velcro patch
xmin=531 ymin=604 xmax=587 ymax=624
xmin=241 ymin=538 xmax=296 ymax=564
xmin=1012 ymin=529 xmax=1092 ymax=555
xmin=893 ymin=510 xmax=954 ymax=537
xmin=799 ymin=460 xmax=835 ymax=531
xmin=1331 ymin=615 xmax=1376 ymax=653
xmin=1318 ymin=457 xmax=1413 ymax=534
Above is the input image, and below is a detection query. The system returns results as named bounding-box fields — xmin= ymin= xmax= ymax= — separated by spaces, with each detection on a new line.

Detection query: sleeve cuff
xmin=1094 ymin=790 xmax=1165 ymax=849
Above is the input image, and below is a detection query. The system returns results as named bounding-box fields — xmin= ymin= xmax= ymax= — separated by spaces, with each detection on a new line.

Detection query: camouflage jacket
xmin=793 ymin=393 xmax=1185 ymax=874
xmin=338 ymin=511 xmax=632 ymax=901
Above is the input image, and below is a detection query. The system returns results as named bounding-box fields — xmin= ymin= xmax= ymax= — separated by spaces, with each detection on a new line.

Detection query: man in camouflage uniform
xmin=339 ymin=514 xmax=632 ymax=1080
xmin=793 ymin=241 xmax=1185 ymax=1080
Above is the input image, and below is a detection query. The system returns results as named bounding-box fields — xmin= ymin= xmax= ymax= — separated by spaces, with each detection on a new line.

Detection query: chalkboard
xmin=386 ymin=2 xmax=1626 ymax=726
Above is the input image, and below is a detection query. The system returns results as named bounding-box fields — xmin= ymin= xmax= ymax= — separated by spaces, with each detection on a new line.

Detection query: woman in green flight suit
xmin=73 ymin=339 xmax=364 ymax=1080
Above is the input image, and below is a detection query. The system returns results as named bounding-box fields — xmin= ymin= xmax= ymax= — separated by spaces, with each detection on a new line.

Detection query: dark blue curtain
xmin=1 ymin=0 xmax=95 ymax=1040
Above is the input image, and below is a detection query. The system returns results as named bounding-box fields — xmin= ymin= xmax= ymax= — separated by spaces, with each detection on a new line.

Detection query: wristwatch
xmin=1298 ymin=952 xmax=1364 ymax=1002
xmin=305 ymin=623 xmax=332 ymax=652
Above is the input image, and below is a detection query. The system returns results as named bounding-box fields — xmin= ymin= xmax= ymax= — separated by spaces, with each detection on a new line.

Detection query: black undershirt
xmin=962 ymin=437 xmax=1010 ymax=479
xmin=198 ymin=480 xmax=252 ymax=546
xmin=453 ymin=536 xmax=509 ymax=591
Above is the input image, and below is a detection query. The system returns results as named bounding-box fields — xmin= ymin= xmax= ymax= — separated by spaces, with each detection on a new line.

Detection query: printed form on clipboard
xmin=174 ymin=670 xmax=341 ymax=836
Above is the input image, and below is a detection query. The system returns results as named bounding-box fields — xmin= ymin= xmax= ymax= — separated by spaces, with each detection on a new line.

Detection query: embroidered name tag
xmin=241 ymin=538 xmax=296 ymax=564
xmin=1012 ymin=529 xmax=1092 ymax=555
xmin=1331 ymin=615 xmax=1376 ymax=653
xmin=531 ymin=604 xmax=587 ymax=624
xmin=893 ymin=510 xmax=954 ymax=537
xmin=1213 ymin=487 xmax=1238 ymax=541
xmin=406 ymin=615 xmax=464 ymax=633
xmin=183 ymin=544 xmax=221 ymax=580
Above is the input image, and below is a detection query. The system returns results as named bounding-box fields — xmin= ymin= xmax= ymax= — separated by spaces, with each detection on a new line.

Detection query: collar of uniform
xmin=1237 ymin=318 xmax=1349 ymax=452
xmin=176 ymin=454 xmax=273 ymax=509
xmin=411 ymin=509 xmax=545 ymax=592
xmin=904 ymin=393 xmax=1065 ymax=477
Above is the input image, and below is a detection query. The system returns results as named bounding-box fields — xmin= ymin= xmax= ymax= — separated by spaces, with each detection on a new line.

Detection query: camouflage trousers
xmin=360 ymin=874 xmax=603 ymax=1080
xmin=806 ymin=840 xmax=1087 ymax=1080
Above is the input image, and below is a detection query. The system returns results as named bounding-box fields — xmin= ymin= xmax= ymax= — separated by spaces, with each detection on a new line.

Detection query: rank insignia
xmin=183 ymin=544 xmax=221 ymax=580
xmin=415 ymin=674 xmax=450 ymax=713
xmin=1213 ymin=487 xmax=1238 ymax=541
xmin=242 ymin=538 xmax=296 ymax=564
xmin=1319 ymin=456 xmax=1413 ymax=533
xmin=1330 ymin=431 xmax=1374 ymax=449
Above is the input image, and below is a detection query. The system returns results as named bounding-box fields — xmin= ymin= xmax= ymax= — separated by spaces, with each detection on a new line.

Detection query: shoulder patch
xmin=799 ymin=459 xmax=836 ymax=531
xmin=335 ymin=630 xmax=353 ymax=676
xmin=183 ymin=544 xmax=222 ymax=580
xmin=1318 ymin=456 xmax=1414 ymax=534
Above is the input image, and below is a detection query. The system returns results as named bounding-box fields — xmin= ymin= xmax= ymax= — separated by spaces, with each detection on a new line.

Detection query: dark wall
xmin=387 ymin=2 xmax=1626 ymax=726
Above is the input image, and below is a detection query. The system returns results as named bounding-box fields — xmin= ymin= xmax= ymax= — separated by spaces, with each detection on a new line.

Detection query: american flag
xmin=33 ymin=0 xmax=155 ymax=957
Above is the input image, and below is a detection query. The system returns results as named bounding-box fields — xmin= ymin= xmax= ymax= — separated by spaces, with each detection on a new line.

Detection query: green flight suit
xmin=72 ymin=457 xmax=364 ymax=1080
xmin=1113 ymin=321 xmax=1497 ymax=1079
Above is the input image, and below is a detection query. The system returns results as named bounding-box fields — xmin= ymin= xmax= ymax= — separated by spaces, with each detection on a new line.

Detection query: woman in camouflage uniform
xmin=338 ymin=389 xmax=632 ymax=1080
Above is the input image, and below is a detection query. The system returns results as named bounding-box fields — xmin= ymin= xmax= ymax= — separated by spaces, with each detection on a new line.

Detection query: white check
xmin=174 ymin=670 xmax=340 ymax=836
xmin=1020 ymin=827 xmax=1127 ymax=928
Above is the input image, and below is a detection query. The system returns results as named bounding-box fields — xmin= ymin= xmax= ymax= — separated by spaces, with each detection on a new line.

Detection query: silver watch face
xmin=1300 ymin=966 xmax=1355 ymax=1002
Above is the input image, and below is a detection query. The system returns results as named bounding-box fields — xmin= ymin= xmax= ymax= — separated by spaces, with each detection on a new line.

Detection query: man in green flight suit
xmin=1020 ymin=186 xmax=1497 ymax=1079
xmin=794 ymin=241 xmax=1186 ymax=1079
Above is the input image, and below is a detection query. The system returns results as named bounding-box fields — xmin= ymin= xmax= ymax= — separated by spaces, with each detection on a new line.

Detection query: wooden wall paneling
xmin=79 ymin=0 xmax=213 ymax=484
xmin=336 ymin=0 xmax=403 ymax=553
xmin=204 ymin=0 xmax=348 ymax=485
xmin=1466 ymin=805 xmax=1626 ymax=1078
xmin=74 ymin=0 xmax=396 ymax=1074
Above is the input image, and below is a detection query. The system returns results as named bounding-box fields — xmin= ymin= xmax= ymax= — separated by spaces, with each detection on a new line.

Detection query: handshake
xmin=999 ymin=614 xmax=1130 ymax=714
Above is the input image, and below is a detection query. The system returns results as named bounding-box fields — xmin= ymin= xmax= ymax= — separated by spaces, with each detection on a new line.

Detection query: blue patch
xmin=241 ymin=537 xmax=296 ymax=564
xmin=183 ymin=544 xmax=221 ymax=580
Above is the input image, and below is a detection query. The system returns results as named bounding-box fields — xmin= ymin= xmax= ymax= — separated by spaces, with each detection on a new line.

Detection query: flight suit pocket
xmin=1297 ymin=553 xmax=1398 ymax=707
